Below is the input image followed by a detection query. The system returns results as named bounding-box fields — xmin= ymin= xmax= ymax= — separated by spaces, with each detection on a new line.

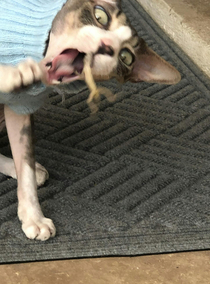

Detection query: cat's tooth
xmin=75 ymin=70 xmax=80 ymax=75
xmin=46 ymin=62 xmax=52 ymax=70
xmin=58 ymin=76 xmax=63 ymax=82
xmin=52 ymin=79 xmax=61 ymax=85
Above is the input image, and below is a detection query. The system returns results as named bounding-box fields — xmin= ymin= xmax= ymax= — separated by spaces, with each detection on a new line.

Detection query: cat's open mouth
xmin=46 ymin=49 xmax=85 ymax=84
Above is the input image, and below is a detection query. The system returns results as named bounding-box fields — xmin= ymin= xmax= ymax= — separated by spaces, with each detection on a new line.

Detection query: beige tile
xmin=1 ymin=252 xmax=210 ymax=284
xmin=137 ymin=0 xmax=210 ymax=78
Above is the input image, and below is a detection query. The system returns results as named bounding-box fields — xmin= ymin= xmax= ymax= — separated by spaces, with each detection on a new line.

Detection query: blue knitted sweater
xmin=0 ymin=0 xmax=67 ymax=114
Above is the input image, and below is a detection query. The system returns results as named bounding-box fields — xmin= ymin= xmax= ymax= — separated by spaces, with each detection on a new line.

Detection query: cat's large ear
xmin=93 ymin=0 xmax=121 ymax=6
xmin=129 ymin=39 xmax=181 ymax=84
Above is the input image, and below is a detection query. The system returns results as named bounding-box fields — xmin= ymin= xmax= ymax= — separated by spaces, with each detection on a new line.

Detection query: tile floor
xmin=1 ymin=251 xmax=210 ymax=284
xmin=138 ymin=0 xmax=210 ymax=77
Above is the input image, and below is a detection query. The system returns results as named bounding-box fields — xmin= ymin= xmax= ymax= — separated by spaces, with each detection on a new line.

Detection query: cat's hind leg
xmin=0 ymin=154 xmax=49 ymax=187
xmin=0 ymin=154 xmax=16 ymax=179
xmin=0 ymin=105 xmax=15 ymax=178
xmin=0 ymin=104 xmax=49 ymax=186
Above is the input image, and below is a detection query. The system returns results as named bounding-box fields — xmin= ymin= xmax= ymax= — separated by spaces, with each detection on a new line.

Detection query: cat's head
xmin=41 ymin=0 xmax=181 ymax=86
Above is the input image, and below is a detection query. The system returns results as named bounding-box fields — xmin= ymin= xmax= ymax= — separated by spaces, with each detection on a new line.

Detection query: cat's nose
xmin=97 ymin=41 xmax=114 ymax=57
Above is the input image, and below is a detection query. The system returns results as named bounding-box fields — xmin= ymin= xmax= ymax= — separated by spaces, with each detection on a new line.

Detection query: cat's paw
xmin=22 ymin=217 xmax=56 ymax=241
xmin=0 ymin=65 xmax=22 ymax=93
xmin=35 ymin=162 xmax=49 ymax=187
xmin=0 ymin=59 xmax=42 ymax=93
xmin=18 ymin=203 xmax=56 ymax=241
xmin=17 ymin=58 xmax=42 ymax=86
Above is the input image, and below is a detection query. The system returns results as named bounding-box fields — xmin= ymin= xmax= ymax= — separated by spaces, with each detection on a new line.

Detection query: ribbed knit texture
xmin=0 ymin=0 xmax=67 ymax=114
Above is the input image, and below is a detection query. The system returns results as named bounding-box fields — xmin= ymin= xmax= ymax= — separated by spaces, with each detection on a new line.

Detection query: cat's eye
xmin=119 ymin=48 xmax=135 ymax=66
xmin=94 ymin=6 xmax=109 ymax=27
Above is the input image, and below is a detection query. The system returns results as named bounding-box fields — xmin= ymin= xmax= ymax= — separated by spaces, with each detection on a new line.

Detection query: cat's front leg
xmin=4 ymin=105 xmax=55 ymax=241
xmin=0 ymin=59 xmax=42 ymax=93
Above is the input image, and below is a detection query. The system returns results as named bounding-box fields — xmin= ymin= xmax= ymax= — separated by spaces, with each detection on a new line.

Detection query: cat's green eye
xmin=119 ymin=48 xmax=135 ymax=66
xmin=94 ymin=6 xmax=109 ymax=26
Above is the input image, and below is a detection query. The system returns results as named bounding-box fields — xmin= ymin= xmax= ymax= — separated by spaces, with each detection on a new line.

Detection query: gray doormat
xmin=1 ymin=0 xmax=210 ymax=263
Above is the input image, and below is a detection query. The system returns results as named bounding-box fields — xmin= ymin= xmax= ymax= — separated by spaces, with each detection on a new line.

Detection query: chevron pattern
xmin=1 ymin=0 xmax=210 ymax=263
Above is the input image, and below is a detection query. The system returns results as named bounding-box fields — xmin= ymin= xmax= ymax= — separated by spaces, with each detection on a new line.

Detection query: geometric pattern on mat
xmin=0 ymin=0 xmax=210 ymax=263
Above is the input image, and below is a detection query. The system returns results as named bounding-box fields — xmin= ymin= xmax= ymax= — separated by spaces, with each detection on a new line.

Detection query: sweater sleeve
xmin=0 ymin=0 xmax=67 ymax=114
xmin=0 ymin=0 xmax=67 ymax=65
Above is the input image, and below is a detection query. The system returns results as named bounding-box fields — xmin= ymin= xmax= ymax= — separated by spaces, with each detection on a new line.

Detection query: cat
xmin=0 ymin=0 xmax=180 ymax=241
